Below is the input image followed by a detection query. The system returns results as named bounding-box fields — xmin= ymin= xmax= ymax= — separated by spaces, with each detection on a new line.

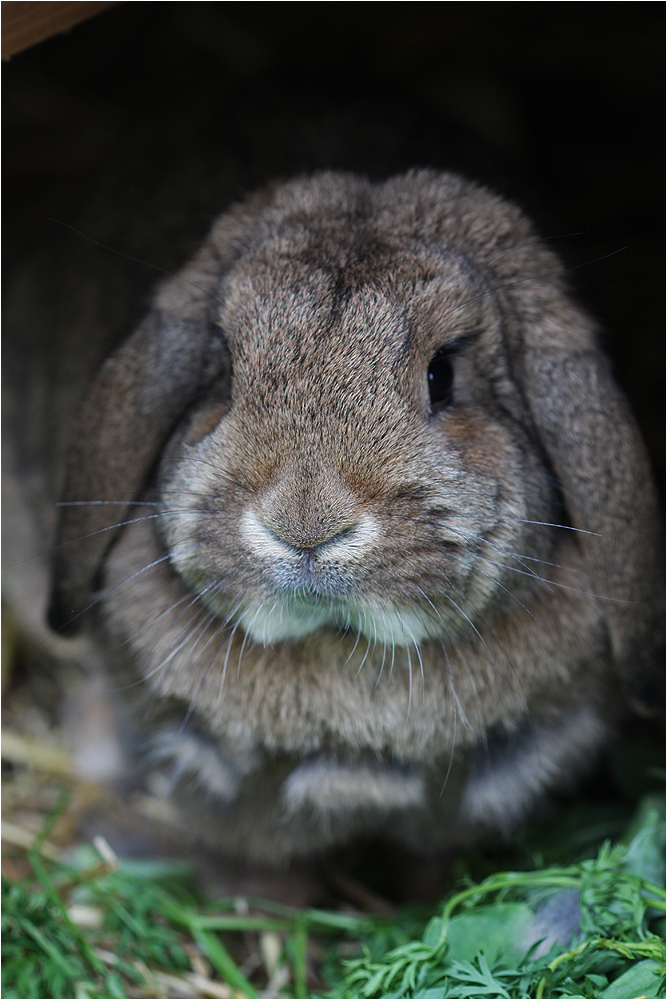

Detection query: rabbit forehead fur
xmin=156 ymin=174 xmax=562 ymax=648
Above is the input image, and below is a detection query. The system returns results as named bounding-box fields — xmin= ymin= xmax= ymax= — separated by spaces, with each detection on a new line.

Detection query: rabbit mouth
xmin=237 ymin=598 xmax=341 ymax=643
xmin=234 ymin=594 xmax=448 ymax=647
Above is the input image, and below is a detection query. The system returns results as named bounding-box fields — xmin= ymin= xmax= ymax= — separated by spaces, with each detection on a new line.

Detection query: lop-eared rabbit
xmin=5 ymin=170 xmax=662 ymax=862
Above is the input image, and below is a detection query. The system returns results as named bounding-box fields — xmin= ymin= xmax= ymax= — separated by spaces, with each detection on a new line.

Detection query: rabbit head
xmin=48 ymin=170 xmax=662 ymax=858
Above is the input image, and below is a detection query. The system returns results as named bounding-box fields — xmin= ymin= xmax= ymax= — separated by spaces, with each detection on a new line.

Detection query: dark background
xmin=3 ymin=2 xmax=664 ymax=482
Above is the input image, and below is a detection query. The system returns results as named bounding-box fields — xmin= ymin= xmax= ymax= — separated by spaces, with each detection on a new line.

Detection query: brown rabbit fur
xmin=46 ymin=169 xmax=661 ymax=861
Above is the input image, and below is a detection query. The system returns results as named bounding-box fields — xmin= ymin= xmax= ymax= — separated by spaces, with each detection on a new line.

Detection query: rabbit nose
xmin=241 ymin=509 xmax=361 ymax=556
xmin=248 ymin=463 xmax=371 ymax=551
xmin=282 ymin=522 xmax=358 ymax=553
xmin=241 ymin=507 xmax=379 ymax=563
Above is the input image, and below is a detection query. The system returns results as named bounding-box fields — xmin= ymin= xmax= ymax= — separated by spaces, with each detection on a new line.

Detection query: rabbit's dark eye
xmin=427 ymin=347 xmax=454 ymax=411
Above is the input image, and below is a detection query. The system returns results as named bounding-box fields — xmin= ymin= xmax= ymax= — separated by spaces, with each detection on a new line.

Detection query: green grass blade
xmin=194 ymin=927 xmax=259 ymax=998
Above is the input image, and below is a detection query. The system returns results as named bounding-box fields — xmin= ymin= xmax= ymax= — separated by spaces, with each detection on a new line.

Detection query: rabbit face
xmin=158 ymin=228 xmax=557 ymax=650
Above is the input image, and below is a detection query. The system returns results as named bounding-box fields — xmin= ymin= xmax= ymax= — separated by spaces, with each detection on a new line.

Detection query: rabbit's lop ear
xmin=48 ymin=309 xmax=211 ymax=632
xmin=47 ymin=237 xmax=231 ymax=632
xmin=523 ymin=306 xmax=663 ymax=713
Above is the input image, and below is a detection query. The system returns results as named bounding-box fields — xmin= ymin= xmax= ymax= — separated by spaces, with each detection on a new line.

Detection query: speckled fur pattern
xmin=49 ymin=170 xmax=662 ymax=862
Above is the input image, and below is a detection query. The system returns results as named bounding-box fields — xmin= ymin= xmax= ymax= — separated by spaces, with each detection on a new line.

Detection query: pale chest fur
xmin=102 ymin=517 xmax=611 ymax=763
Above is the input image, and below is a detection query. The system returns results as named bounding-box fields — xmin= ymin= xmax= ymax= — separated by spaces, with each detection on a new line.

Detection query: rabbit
xmin=44 ymin=169 xmax=662 ymax=862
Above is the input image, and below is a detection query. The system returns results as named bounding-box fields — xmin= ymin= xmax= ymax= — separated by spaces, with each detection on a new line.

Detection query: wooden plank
xmin=2 ymin=1 xmax=119 ymax=60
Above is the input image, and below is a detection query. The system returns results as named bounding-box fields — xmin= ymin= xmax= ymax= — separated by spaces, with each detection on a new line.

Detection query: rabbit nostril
xmin=310 ymin=524 xmax=357 ymax=551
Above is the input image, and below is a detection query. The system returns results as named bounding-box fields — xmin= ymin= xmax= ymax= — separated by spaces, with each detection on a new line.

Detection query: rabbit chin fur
xmin=50 ymin=169 xmax=661 ymax=862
